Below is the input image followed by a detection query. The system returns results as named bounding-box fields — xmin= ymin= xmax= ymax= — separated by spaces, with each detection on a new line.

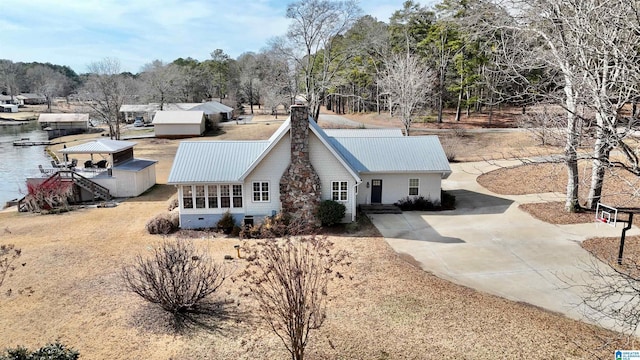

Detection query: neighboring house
xmin=187 ymin=101 xmax=234 ymax=122
xmin=152 ymin=110 xmax=206 ymax=138
xmin=168 ymin=105 xmax=451 ymax=229
xmin=120 ymin=101 xmax=234 ymax=124
xmin=38 ymin=113 xmax=90 ymax=139
xmin=120 ymin=104 xmax=158 ymax=123
xmin=0 ymin=95 xmax=15 ymax=105
xmin=0 ymin=104 xmax=18 ymax=113
xmin=19 ymin=93 xmax=46 ymax=105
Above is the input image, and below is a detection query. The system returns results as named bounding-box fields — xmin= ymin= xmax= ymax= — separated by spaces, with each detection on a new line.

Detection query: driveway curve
xmin=371 ymin=160 xmax=640 ymax=331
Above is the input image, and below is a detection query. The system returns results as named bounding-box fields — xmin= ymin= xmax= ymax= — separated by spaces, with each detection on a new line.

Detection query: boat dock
xmin=13 ymin=138 xmax=56 ymax=146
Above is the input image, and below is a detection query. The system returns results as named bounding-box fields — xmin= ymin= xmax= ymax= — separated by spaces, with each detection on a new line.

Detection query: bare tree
xmin=122 ymin=239 xmax=229 ymax=315
xmin=26 ymin=65 xmax=67 ymax=112
xmin=487 ymin=0 xmax=640 ymax=211
xmin=139 ymin=60 xmax=181 ymax=110
xmin=0 ymin=60 xmax=22 ymax=103
xmin=256 ymin=49 xmax=295 ymax=117
xmin=0 ymin=244 xmax=21 ymax=289
xmin=79 ymin=58 xmax=138 ymax=139
xmin=240 ymin=236 xmax=349 ymax=360
xmin=281 ymin=0 xmax=362 ymax=120
xmin=379 ymin=53 xmax=435 ymax=135
xmin=571 ymin=255 xmax=640 ymax=338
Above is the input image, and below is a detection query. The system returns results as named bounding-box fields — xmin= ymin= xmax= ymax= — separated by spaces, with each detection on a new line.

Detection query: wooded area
xmin=1 ymin=0 xmax=640 ymax=213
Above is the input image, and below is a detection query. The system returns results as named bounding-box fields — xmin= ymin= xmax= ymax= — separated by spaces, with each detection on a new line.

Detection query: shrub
xmin=0 ymin=244 xmax=21 ymax=289
xmin=395 ymin=192 xmax=456 ymax=211
xmin=216 ymin=211 xmax=236 ymax=234
xmin=0 ymin=342 xmax=79 ymax=360
xmin=240 ymin=213 xmax=290 ymax=239
xmin=395 ymin=196 xmax=435 ymax=211
xmin=122 ymin=240 xmax=228 ymax=315
xmin=146 ymin=212 xmax=179 ymax=235
xmin=316 ymin=200 xmax=346 ymax=227
xmin=167 ymin=195 xmax=179 ymax=211
xmin=441 ymin=190 xmax=456 ymax=210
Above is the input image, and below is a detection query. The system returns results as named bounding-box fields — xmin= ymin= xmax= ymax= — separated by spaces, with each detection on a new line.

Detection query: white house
xmin=0 ymin=104 xmax=18 ymax=113
xmin=167 ymin=106 xmax=451 ymax=229
xmin=153 ymin=110 xmax=206 ymax=138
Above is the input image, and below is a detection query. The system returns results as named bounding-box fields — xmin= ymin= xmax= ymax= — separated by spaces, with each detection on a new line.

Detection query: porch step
xmin=360 ymin=204 xmax=402 ymax=214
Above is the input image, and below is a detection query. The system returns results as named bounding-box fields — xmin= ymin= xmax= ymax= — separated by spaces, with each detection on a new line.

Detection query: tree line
xmin=1 ymin=0 xmax=640 ymax=212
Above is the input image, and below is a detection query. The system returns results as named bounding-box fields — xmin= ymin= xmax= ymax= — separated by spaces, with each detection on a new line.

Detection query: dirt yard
xmin=0 ymin=107 xmax=632 ymax=358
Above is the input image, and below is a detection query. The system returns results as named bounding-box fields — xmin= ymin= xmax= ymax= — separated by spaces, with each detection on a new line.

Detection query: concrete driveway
xmin=371 ymin=161 xmax=639 ymax=330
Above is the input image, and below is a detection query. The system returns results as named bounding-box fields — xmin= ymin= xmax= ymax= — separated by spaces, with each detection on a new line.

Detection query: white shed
xmin=153 ymin=110 xmax=206 ymax=138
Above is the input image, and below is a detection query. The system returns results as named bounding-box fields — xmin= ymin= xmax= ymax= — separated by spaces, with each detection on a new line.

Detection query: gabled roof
xmin=168 ymin=141 xmax=269 ymax=183
xmin=152 ymin=111 xmax=204 ymax=125
xmin=168 ymin=114 xmax=452 ymax=184
xmin=238 ymin=117 xmax=361 ymax=182
xmin=38 ymin=113 xmax=89 ymax=123
xmin=19 ymin=93 xmax=45 ymax=99
xmin=323 ymin=128 xmax=404 ymax=137
xmin=60 ymin=139 xmax=136 ymax=154
xmin=190 ymin=101 xmax=233 ymax=114
xmin=328 ymin=136 xmax=451 ymax=177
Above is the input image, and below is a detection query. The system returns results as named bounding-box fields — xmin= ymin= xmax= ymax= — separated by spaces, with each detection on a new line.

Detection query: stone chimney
xmin=279 ymin=105 xmax=321 ymax=227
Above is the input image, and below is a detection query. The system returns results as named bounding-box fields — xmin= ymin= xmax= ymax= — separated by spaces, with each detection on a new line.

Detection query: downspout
xmin=352 ymin=182 xmax=360 ymax=222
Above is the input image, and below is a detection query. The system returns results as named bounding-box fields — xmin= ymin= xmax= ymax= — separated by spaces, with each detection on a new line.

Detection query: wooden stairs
xmin=18 ymin=170 xmax=111 ymax=212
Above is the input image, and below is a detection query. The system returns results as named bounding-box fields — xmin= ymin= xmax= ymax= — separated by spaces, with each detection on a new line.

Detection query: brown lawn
xmin=0 ymin=108 xmax=631 ymax=359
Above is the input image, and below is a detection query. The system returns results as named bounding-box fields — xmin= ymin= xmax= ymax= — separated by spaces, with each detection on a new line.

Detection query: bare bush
xmin=167 ymin=195 xmax=179 ymax=212
xmin=516 ymin=109 xmax=566 ymax=146
xmin=240 ymin=236 xmax=350 ymax=360
xmin=22 ymin=180 xmax=73 ymax=213
xmin=0 ymin=244 xmax=21 ymax=288
xmin=146 ymin=212 xmax=179 ymax=234
xmin=439 ymin=135 xmax=460 ymax=162
xmin=122 ymin=240 xmax=229 ymax=314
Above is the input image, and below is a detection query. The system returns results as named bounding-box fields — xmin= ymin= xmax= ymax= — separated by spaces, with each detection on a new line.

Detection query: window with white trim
xmin=182 ymin=185 xmax=193 ymax=208
xmin=253 ymin=181 xmax=269 ymax=202
xmin=332 ymin=181 xmax=348 ymax=201
xmin=409 ymin=178 xmax=419 ymax=196
xmin=195 ymin=185 xmax=205 ymax=208
xmin=233 ymin=185 xmax=243 ymax=207
xmin=207 ymin=185 xmax=218 ymax=208
xmin=220 ymin=185 xmax=230 ymax=208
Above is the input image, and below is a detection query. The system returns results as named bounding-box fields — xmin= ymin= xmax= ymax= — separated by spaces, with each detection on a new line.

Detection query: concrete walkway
xmin=371 ymin=161 xmax=640 ymax=331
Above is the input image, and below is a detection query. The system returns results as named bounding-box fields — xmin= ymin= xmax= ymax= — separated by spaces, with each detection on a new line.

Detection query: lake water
xmin=0 ymin=122 xmax=51 ymax=206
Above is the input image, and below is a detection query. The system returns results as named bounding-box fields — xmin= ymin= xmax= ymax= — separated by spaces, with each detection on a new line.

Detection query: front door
xmin=371 ymin=179 xmax=382 ymax=204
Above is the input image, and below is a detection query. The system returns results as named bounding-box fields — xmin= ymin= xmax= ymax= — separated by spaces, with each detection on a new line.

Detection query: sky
xmin=1 ymin=0 xmax=435 ymax=74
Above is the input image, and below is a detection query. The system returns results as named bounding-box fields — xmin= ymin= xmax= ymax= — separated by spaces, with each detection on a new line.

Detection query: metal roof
xmin=152 ymin=111 xmax=204 ymax=125
xmin=38 ymin=113 xmax=89 ymax=123
xmin=323 ymin=128 xmax=404 ymax=137
xmin=329 ymin=136 xmax=452 ymax=176
xmin=168 ymin=141 xmax=270 ymax=183
xmin=114 ymin=158 xmax=157 ymax=172
xmin=60 ymin=139 xmax=136 ymax=154
xmin=120 ymin=104 xmax=159 ymax=113
xmin=190 ymin=101 xmax=233 ymax=114
xmin=309 ymin=119 xmax=361 ymax=182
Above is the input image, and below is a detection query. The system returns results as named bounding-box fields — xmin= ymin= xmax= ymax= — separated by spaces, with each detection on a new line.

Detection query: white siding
xmin=91 ymin=165 xmax=157 ymax=197
xmin=244 ymin=134 xmax=291 ymax=217
xmin=154 ymin=123 xmax=204 ymax=137
xmin=356 ymin=173 xmax=442 ymax=205
xmin=309 ymin=133 xmax=357 ymax=221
